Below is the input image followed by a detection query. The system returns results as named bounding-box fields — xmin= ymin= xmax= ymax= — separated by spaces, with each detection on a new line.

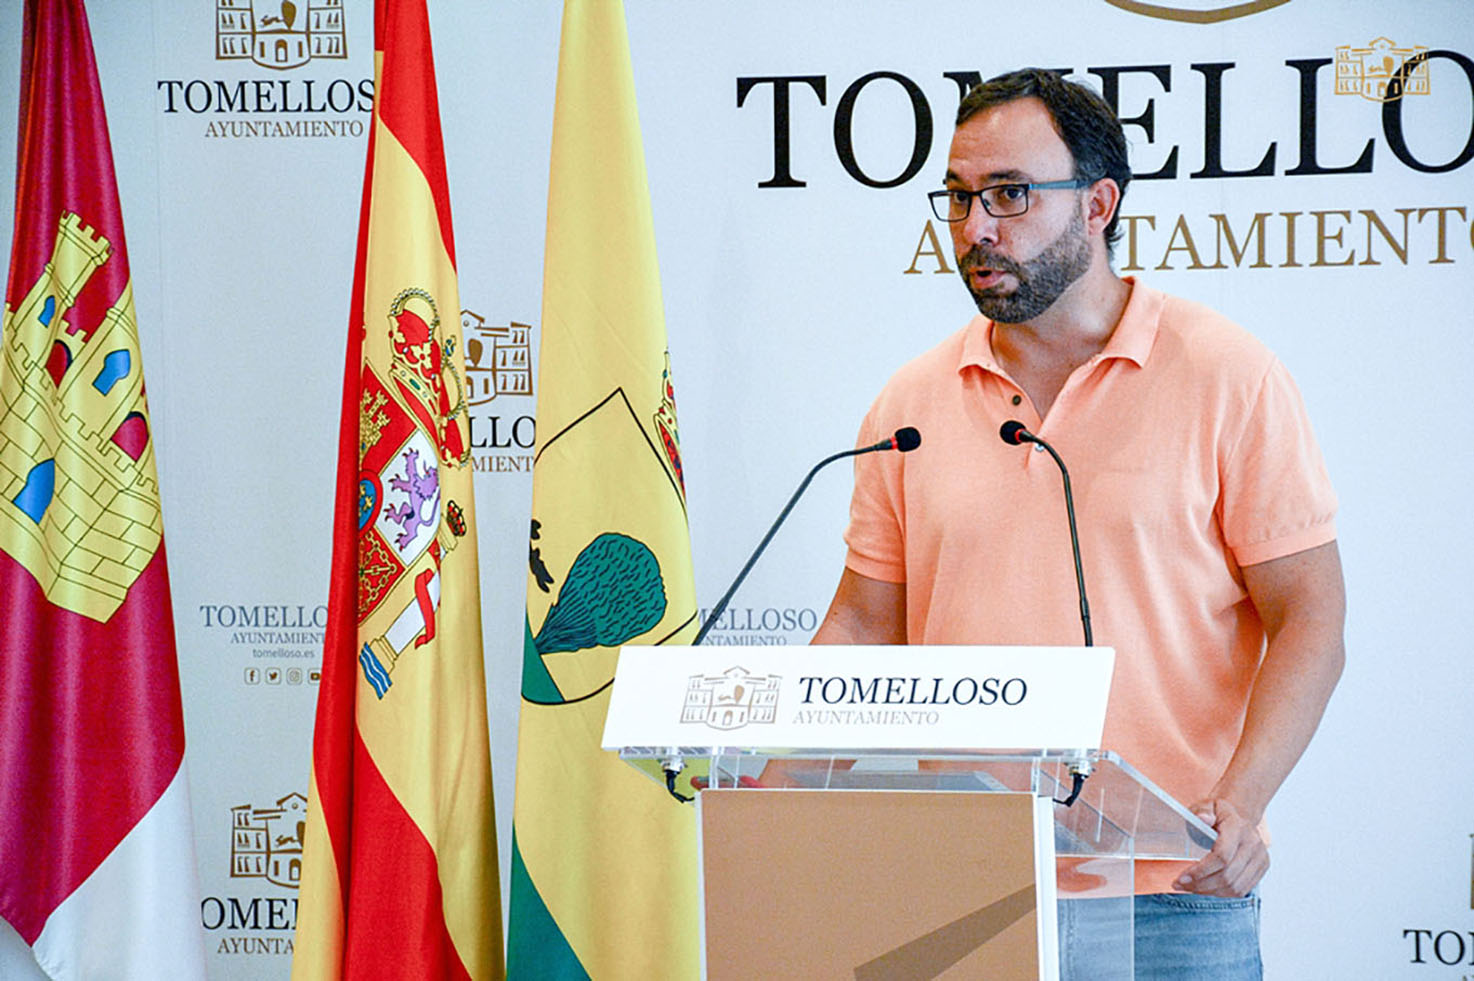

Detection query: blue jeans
xmin=1058 ymin=892 xmax=1262 ymax=980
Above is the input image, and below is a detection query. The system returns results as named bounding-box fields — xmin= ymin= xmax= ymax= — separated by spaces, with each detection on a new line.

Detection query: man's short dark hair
xmin=957 ymin=68 xmax=1131 ymax=254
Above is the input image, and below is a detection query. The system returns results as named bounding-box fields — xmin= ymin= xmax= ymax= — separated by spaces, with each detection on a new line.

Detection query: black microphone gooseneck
xmin=999 ymin=421 xmax=1092 ymax=647
xmin=693 ymin=427 xmax=921 ymax=645
xmin=1000 ymin=420 xmax=1094 ymax=808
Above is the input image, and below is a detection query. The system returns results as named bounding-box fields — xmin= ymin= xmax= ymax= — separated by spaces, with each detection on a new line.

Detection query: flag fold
xmin=293 ymin=1 xmax=502 ymax=978
xmin=508 ymin=1 xmax=702 ymax=978
xmin=0 ymin=1 xmax=206 ymax=978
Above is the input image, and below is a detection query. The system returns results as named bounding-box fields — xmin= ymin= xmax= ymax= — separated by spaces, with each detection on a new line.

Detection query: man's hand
xmin=1175 ymin=798 xmax=1269 ymax=897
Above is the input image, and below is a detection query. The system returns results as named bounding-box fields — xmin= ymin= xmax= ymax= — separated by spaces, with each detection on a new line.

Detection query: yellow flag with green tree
xmin=508 ymin=0 xmax=701 ymax=977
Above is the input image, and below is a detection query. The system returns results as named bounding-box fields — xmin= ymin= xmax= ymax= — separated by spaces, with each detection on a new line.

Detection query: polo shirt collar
xmin=957 ymin=277 xmax=1162 ymax=376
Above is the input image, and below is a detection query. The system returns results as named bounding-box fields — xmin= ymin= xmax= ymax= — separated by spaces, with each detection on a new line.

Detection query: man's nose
xmin=958 ymin=200 xmax=1001 ymax=246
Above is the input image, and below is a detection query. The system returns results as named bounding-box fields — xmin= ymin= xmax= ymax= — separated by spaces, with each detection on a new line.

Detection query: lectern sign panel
xmin=602 ymin=645 xmax=1114 ymax=752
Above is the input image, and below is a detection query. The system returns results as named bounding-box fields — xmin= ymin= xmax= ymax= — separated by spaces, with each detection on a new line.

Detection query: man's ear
xmin=1084 ymin=178 xmax=1121 ymax=237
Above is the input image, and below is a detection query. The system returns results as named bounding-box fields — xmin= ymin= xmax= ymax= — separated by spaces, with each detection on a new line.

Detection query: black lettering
xmin=1002 ymin=678 xmax=1027 ymax=705
xmin=1405 ymin=928 xmax=1432 ymax=964
xmin=201 ymin=898 xmax=225 ymax=930
xmin=820 ymin=677 xmax=846 ymax=704
xmin=1284 ymin=59 xmax=1374 ymax=176
xmin=1434 ymin=930 xmax=1467 ymax=966
xmin=228 ymin=897 xmax=261 ymax=930
xmin=952 ymin=677 xmax=979 ymax=704
xmin=833 ymin=71 xmax=933 ymax=188
xmin=157 ymin=79 xmax=185 ymax=113
xmin=1190 ymin=63 xmax=1275 ymax=178
xmin=798 ymin=676 xmax=821 ymax=702
xmin=358 ymin=78 xmax=375 ymax=112
xmin=883 ymin=677 xmax=905 ymax=704
xmin=327 ymin=79 xmax=357 ymax=113
xmin=1089 ymin=64 xmax=1178 ymax=180
xmin=1384 ymin=51 xmax=1474 ymax=173
xmin=213 ymin=80 xmax=248 ymax=114
xmin=942 ymin=71 xmax=982 ymax=106
xmin=253 ymin=79 xmax=276 ymax=112
xmin=851 ymin=677 xmax=878 ymax=703
xmin=979 ymin=677 xmax=1000 ymax=705
xmin=184 ymin=80 xmax=213 ymax=113
xmin=512 ymin=415 xmax=536 ymax=448
xmin=736 ymin=75 xmax=827 ymax=188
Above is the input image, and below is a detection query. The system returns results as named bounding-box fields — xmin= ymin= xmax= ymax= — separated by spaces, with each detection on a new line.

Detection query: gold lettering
xmin=1120 ymin=214 xmax=1155 ymax=272
xmin=1416 ymin=206 xmax=1468 ymax=264
xmin=1154 ymin=214 xmax=1208 ymax=270
xmin=904 ymin=221 xmax=953 ymax=275
xmin=1358 ymin=208 xmax=1415 ymax=266
xmin=1280 ymin=211 xmax=1303 ymax=268
xmin=1310 ymin=210 xmax=1355 ymax=266
xmin=1208 ymin=212 xmax=1272 ymax=269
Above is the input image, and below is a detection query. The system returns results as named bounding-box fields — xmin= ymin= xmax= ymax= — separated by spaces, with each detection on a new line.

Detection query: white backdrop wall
xmin=1 ymin=2 xmax=1471 ymax=979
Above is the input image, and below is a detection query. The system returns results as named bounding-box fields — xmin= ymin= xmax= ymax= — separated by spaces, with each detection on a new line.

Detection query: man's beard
xmin=958 ymin=210 xmax=1092 ymax=324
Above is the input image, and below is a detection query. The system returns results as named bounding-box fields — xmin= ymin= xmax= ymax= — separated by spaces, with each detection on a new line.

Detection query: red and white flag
xmin=0 ymin=1 xmax=207 ymax=978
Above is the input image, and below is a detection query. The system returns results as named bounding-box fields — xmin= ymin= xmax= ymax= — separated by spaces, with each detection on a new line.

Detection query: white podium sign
xmin=601 ymin=645 xmax=1114 ymax=754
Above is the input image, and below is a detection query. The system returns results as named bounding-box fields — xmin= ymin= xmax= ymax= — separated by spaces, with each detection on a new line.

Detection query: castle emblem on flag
xmin=215 ymin=0 xmax=347 ymax=71
xmin=354 ymin=287 xmax=470 ymax=699
xmin=683 ymin=667 xmax=780 ymax=731
xmin=0 ymin=212 xmax=161 ymax=622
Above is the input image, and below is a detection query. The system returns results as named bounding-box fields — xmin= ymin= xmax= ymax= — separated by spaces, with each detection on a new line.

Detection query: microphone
xmin=694 ymin=427 xmax=921 ymax=644
xmin=998 ymin=421 xmax=1093 ymax=647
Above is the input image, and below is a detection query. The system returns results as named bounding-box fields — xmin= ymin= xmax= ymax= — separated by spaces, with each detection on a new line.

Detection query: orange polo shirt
xmin=844 ymin=279 xmax=1337 ymax=893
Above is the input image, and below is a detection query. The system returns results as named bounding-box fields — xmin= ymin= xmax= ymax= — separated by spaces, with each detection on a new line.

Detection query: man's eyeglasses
xmin=928 ymin=178 xmax=1095 ymax=222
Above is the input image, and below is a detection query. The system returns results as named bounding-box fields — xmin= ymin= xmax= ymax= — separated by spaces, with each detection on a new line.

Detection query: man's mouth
xmin=965 ymin=262 xmax=1011 ymax=291
xmin=961 ymin=251 xmax=1018 ymax=291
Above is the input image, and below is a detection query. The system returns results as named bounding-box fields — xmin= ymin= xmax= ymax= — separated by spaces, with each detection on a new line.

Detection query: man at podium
xmin=812 ymin=67 xmax=1345 ymax=979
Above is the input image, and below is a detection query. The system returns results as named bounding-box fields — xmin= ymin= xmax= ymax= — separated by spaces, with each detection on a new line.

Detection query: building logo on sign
xmin=683 ymin=667 xmax=780 ymax=731
xmin=216 ymin=0 xmax=347 ymax=71
xmin=463 ymin=310 xmax=533 ymax=404
xmin=229 ymin=792 xmax=307 ymax=889
xmin=463 ymin=309 xmax=537 ymax=476
xmin=1335 ymin=38 xmax=1432 ymax=103
xmin=1100 ymin=0 xmax=1290 ymax=24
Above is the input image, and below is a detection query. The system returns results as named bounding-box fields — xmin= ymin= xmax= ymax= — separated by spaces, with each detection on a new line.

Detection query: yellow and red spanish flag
xmin=508 ymin=1 xmax=701 ymax=977
xmin=292 ymin=1 xmax=502 ymax=978
xmin=0 ymin=1 xmax=207 ymax=978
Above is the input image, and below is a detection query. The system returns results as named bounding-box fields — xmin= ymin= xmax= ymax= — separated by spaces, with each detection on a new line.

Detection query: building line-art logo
xmin=229 ymin=792 xmax=307 ymax=889
xmin=1100 ymin=0 xmax=1289 ymax=23
xmin=462 ymin=309 xmax=533 ymax=404
xmin=216 ymin=0 xmax=346 ymax=71
xmin=683 ymin=666 xmax=780 ymax=732
xmin=1334 ymin=38 xmax=1432 ymax=103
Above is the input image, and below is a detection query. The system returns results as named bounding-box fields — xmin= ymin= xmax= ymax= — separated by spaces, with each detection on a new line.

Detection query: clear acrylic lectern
xmin=616 ymin=746 xmax=1214 ymax=980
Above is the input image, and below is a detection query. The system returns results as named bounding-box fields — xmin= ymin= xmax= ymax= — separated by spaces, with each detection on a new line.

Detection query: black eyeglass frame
xmin=928 ymin=177 xmax=1096 ymax=222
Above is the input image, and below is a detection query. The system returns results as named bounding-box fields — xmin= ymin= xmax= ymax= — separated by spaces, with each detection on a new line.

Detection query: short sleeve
xmin=842 ymin=402 xmax=908 ymax=583
xmin=1220 ymin=358 xmax=1338 ymax=566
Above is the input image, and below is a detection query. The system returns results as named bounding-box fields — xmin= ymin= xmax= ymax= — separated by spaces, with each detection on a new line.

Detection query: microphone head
xmin=999 ymin=420 xmax=1029 ymax=445
xmin=893 ymin=427 xmax=921 ymax=452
